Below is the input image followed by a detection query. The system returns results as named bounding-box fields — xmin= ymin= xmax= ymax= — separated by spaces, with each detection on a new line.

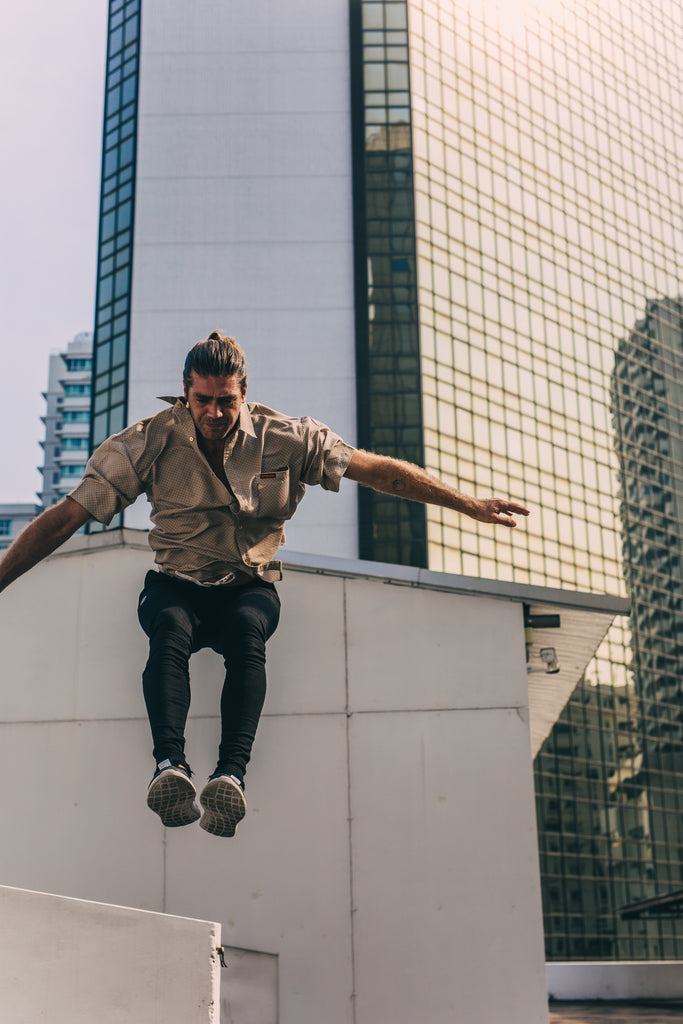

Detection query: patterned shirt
xmin=69 ymin=398 xmax=355 ymax=583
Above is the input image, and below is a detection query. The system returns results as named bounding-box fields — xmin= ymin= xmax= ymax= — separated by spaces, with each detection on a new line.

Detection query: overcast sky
xmin=1 ymin=1 xmax=108 ymax=504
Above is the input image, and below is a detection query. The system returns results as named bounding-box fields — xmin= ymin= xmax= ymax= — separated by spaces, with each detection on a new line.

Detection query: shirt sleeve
xmin=68 ymin=423 xmax=148 ymax=525
xmin=298 ymin=417 xmax=356 ymax=491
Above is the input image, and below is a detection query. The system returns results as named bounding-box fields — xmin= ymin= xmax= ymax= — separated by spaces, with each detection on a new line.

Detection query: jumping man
xmin=0 ymin=332 xmax=529 ymax=837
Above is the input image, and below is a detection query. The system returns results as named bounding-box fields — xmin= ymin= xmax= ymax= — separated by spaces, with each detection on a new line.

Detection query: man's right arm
xmin=0 ymin=497 xmax=92 ymax=595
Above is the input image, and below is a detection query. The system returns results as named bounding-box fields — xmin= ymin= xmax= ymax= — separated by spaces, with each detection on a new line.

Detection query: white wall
xmin=126 ymin=0 xmax=357 ymax=556
xmin=0 ymin=533 xmax=549 ymax=1024
xmin=0 ymin=885 xmax=220 ymax=1024
xmin=547 ymin=962 xmax=683 ymax=1001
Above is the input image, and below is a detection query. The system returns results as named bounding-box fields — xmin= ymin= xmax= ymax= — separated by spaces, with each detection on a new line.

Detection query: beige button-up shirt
xmin=69 ymin=398 xmax=355 ymax=584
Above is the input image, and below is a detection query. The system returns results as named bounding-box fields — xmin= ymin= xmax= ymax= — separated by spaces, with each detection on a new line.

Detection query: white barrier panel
xmin=0 ymin=885 xmax=221 ymax=1024
xmin=547 ymin=961 xmax=683 ymax=1001
xmin=0 ymin=533 xmax=626 ymax=1024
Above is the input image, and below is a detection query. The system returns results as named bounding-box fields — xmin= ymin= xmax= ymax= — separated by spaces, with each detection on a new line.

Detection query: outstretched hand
xmin=466 ymin=498 xmax=530 ymax=527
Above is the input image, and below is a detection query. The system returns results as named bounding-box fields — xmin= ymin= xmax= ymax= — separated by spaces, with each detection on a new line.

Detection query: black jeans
xmin=137 ymin=570 xmax=281 ymax=782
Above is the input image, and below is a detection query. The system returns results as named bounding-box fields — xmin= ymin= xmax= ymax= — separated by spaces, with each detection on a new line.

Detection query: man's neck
xmin=197 ymin=434 xmax=226 ymax=462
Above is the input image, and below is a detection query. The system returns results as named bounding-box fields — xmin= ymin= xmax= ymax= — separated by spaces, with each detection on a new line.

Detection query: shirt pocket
xmin=254 ymin=468 xmax=291 ymax=519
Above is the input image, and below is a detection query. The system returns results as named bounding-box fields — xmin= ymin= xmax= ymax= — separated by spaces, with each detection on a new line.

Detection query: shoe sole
xmin=199 ymin=777 xmax=247 ymax=837
xmin=147 ymin=769 xmax=200 ymax=828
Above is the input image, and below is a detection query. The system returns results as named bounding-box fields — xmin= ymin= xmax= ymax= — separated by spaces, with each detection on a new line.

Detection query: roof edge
xmin=51 ymin=528 xmax=631 ymax=616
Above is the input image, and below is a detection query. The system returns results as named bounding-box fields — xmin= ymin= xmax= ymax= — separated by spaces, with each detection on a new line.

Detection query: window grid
xmin=89 ymin=0 xmax=141 ymax=533
xmin=352 ymin=0 xmax=428 ymax=566
xmin=408 ymin=0 xmax=683 ymax=959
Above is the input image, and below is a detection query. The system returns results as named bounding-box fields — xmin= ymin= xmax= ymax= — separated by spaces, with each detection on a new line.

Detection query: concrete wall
xmin=0 ymin=885 xmax=220 ymax=1023
xmin=0 ymin=532 xmax=549 ymax=1024
xmin=547 ymin=962 xmax=683 ymax=1001
xmin=127 ymin=0 xmax=357 ymax=556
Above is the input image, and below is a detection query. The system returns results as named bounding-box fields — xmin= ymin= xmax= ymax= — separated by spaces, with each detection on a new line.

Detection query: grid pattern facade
xmin=351 ymin=0 xmax=428 ymax=566
xmin=90 ymin=0 xmax=141 ymax=535
xmin=39 ymin=333 xmax=93 ymax=509
xmin=404 ymin=0 xmax=683 ymax=959
xmin=0 ymin=506 xmax=40 ymax=552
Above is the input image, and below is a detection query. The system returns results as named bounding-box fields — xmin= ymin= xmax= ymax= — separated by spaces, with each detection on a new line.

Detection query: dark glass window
xmin=88 ymin=0 xmax=141 ymax=535
xmin=351 ymin=0 xmax=425 ymax=566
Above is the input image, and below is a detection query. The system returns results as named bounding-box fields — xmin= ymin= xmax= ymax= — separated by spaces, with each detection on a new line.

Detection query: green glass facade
xmin=351 ymin=0 xmax=428 ymax=566
xmin=355 ymin=0 xmax=683 ymax=959
xmin=90 ymin=0 xmax=141 ymax=531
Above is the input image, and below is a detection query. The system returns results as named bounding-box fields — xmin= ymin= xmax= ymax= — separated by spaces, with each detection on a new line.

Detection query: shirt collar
xmin=238 ymin=402 xmax=255 ymax=438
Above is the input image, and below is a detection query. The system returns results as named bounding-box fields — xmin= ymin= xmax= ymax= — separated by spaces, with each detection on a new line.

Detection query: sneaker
xmin=199 ymin=774 xmax=247 ymax=838
xmin=146 ymin=759 xmax=200 ymax=828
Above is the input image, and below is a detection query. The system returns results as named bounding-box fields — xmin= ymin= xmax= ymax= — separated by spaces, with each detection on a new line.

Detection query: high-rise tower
xmin=39 ymin=332 xmax=93 ymax=509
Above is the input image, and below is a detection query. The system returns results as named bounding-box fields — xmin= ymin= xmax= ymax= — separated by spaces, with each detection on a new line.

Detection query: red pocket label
xmin=260 ymin=472 xmax=277 ymax=479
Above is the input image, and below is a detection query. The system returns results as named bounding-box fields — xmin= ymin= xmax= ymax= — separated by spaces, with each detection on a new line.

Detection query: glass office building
xmin=93 ymin=0 xmax=683 ymax=958
xmin=350 ymin=0 xmax=683 ymax=958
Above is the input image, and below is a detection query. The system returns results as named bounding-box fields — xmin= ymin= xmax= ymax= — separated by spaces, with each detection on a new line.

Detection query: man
xmin=0 ymin=331 xmax=529 ymax=837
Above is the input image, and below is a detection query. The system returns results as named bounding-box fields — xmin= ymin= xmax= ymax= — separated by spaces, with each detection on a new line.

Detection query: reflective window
xmin=89 ymin=0 xmax=141 ymax=535
xmin=352 ymin=0 xmax=427 ymax=565
xmin=405 ymin=0 xmax=683 ymax=958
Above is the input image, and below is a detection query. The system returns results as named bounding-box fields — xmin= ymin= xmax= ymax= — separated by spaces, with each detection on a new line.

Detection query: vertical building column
xmin=350 ymin=0 xmax=427 ymax=567
xmin=90 ymin=0 xmax=142 ymax=531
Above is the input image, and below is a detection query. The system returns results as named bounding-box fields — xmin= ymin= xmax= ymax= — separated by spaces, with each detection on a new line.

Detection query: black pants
xmin=137 ymin=570 xmax=281 ymax=782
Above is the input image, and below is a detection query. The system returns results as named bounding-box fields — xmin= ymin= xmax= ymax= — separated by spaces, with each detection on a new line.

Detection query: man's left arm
xmin=343 ymin=449 xmax=529 ymax=528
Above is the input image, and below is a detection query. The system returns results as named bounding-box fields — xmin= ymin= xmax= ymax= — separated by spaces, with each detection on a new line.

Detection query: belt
xmin=159 ymin=567 xmax=239 ymax=587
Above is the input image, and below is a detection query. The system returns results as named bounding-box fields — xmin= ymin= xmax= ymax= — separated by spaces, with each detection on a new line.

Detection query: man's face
xmin=183 ymin=373 xmax=246 ymax=443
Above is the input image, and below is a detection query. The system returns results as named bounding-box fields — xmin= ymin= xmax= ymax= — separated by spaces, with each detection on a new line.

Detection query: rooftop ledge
xmin=54 ymin=527 xmax=630 ymax=618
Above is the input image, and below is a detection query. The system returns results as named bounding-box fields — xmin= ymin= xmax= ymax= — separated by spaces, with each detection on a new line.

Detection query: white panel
xmin=128 ymin=309 xmax=355 ymax=383
xmin=1 ymin=555 xmax=82 ymax=720
xmin=261 ymin=571 xmax=347 ymax=714
xmin=349 ymin=709 xmax=549 ymax=1024
xmin=219 ymin=947 xmax=278 ymax=1024
xmin=138 ymin=113 xmax=351 ymax=179
xmin=547 ymin=961 xmax=683 ymax=1001
xmin=346 ymin=577 xmax=529 ymax=711
xmin=75 ymin=547 xmax=150 ymax=719
xmin=135 ymin=177 xmax=351 ymax=245
xmin=132 ymin=242 xmax=352 ymax=312
xmin=0 ymin=719 xmax=164 ymax=911
xmin=142 ymin=0 xmax=350 ymax=55
xmin=4 ymin=545 xmax=151 ymax=722
xmin=139 ymin=52 xmax=350 ymax=116
xmin=128 ymin=0 xmax=357 ymax=557
xmin=0 ymin=540 xmax=556 ymax=1024
xmin=165 ymin=714 xmax=355 ymax=1024
xmin=0 ymin=886 xmax=219 ymax=1024
xmin=279 ymin=519 xmax=359 ymax=560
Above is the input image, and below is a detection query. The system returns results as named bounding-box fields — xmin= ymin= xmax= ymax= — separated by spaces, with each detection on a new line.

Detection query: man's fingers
xmin=471 ymin=498 xmax=530 ymax=526
xmin=502 ymin=502 xmax=530 ymax=516
xmin=491 ymin=500 xmax=530 ymax=526
xmin=494 ymin=513 xmax=517 ymax=527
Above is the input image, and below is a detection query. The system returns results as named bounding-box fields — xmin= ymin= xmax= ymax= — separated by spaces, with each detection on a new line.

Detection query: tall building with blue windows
xmin=92 ymin=0 xmax=683 ymax=960
xmin=39 ymin=332 xmax=93 ymax=509
xmin=0 ymin=505 xmax=41 ymax=552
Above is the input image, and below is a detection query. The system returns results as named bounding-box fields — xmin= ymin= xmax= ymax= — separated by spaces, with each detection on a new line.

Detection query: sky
xmin=1 ymin=0 xmax=108 ymax=504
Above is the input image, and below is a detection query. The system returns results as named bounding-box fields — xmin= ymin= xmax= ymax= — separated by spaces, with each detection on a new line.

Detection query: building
xmin=0 ymin=504 xmax=40 ymax=552
xmin=89 ymin=0 xmax=683 ymax=966
xmin=39 ymin=332 xmax=93 ymax=509
xmin=0 ymin=531 xmax=628 ymax=1023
